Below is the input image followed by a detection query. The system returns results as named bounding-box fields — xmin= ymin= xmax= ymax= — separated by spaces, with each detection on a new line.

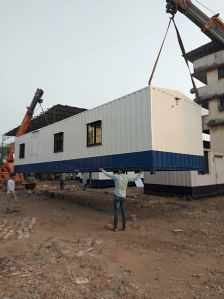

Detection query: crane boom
xmin=0 ymin=89 xmax=44 ymax=184
xmin=166 ymin=0 xmax=224 ymax=47
xmin=16 ymin=88 xmax=44 ymax=137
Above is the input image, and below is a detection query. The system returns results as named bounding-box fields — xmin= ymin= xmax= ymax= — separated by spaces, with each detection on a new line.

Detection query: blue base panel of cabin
xmin=15 ymin=150 xmax=204 ymax=174
xmin=91 ymin=179 xmax=115 ymax=188
xmin=90 ymin=179 xmax=143 ymax=188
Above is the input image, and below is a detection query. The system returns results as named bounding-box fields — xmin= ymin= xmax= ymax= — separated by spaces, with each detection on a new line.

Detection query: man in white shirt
xmin=99 ymin=168 xmax=142 ymax=231
xmin=6 ymin=173 xmax=19 ymax=213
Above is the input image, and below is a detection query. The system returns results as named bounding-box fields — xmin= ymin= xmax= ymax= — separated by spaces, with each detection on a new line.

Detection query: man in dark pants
xmin=100 ymin=168 xmax=142 ymax=231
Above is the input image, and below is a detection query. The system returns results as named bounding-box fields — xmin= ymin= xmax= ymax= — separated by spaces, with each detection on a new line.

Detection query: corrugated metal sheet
xmin=5 ymin=105 xmax=87 ymax=137
xmin=144 ymin=171 xmax=192 ymax=187
xmin=151 ymin=87 xmax=203 ymax=156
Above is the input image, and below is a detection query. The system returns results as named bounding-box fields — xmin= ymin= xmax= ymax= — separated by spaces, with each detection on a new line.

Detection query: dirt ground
xmin=0 ymin=180 xmax=224 ymax=299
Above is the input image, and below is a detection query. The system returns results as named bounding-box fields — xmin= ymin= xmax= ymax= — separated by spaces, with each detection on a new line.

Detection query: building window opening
xmin=202 ymin=101 xmax=208 ymax=110
xmin=19 ymin=143 xmax=25 ymax=159
xmin=203 ymin=151 xmax=209 ymax=174
xmin=218 ymin=67 xmax=224 ymax=80
xmin=203 ymin=140 xmax=210 ymax=150
xmin=219 ymin=96 xmax=224 ymax=111
xmin=87 ymin=120 xmax=102 ymax=146
xmin=54 ymin=132 xmax=64 ymax=153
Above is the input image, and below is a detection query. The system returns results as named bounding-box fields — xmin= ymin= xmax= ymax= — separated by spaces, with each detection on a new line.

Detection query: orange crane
xmin=0 ymin=88 xmax=44 ymax=184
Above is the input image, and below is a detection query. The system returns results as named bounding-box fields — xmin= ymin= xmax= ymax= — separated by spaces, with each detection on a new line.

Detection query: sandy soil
xmin=0 ymin=180 xmax=224 ymax=299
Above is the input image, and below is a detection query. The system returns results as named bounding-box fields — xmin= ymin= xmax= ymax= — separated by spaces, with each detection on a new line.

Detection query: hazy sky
xmin=0 ymin=0 xmax=223 ymax=140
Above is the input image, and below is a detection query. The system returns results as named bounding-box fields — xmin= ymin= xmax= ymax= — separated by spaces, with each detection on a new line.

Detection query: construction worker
xmin=51 ymin=173 xmax=55 ymax=186
xmin=6 ymin=173 xmax=19 ymax=213
xmin=82 ymin=172 xmax=88 ymax=190
xmin=25 ymin=173 xmax=36 ymax=194
xmin=99 ymin=168 xmax=142 ymax=231
xmin=59 ymin=172 xmax=66 ymax=190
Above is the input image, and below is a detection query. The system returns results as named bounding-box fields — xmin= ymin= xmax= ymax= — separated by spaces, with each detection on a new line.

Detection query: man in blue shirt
xmin=100 ymin=168 xmax=142 ymax=231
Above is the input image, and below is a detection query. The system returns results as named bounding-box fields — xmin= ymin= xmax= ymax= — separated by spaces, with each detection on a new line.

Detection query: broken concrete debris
xmin=0 ymin=216 xmax=36 ymax=241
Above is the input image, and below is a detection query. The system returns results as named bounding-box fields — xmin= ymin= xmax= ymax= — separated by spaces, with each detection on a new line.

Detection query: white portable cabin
xmin=14 ymin=86 xmax=204 ymax=174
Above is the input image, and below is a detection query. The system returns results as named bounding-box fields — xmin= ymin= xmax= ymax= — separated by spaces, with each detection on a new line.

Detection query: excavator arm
xmin=166 ymin=0 xmax=224 ymax=47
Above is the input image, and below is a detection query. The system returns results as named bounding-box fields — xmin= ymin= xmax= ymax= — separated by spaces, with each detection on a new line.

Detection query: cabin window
xmin=19 ymin=143 xmax=25 ymax=159
xmin=218 ymin=67 xmax=224 ymax=80
xmin=54 ymin=132 xmax=64 ymax=153
xmin=218 ymin=96 xmax=224 ymax=111
xmin=87 ymin=120 xmax=102 ymax=146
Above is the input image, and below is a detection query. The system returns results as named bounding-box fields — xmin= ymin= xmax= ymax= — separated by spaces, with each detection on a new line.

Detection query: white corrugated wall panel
xmin=15 ymin=87 xmax=152 ymax=165
xmin=151 ymin=87 xmax=203 ymax=156
xmin=191 ymin=151 xmax=217 ymax=187
xmin=91 ymin=172 xmax=111 ymax=180
xmin=144 ymin=171 xmax=192 ymax=187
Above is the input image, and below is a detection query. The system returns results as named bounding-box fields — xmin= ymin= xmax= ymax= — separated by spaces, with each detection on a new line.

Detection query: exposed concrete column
xmin=192 ymin=50 xmax=224 ymax=152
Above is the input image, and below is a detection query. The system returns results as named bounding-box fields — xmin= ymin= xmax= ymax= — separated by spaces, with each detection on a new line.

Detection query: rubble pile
xmin=0 ymin=216 xmax=36 ymax=241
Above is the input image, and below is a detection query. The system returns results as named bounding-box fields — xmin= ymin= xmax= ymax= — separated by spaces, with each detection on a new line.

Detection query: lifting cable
xmin=148 ymin=17 xmax=199 ymax=98
xmin=148 ymin=17 xmax=172 ymax=85
xmin=171 ymin=18 xmax=199 ymax=98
